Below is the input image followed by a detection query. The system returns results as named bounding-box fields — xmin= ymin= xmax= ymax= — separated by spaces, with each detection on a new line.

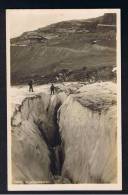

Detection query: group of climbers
xmin=28 ymin=80 xmax=55 ymax=95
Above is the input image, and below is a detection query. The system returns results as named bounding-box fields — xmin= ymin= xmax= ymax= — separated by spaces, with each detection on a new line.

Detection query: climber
xmin=50 ymin=83 xmax=55 ymax=95
xmin=28 ymin=79 xmax=34 ymax=92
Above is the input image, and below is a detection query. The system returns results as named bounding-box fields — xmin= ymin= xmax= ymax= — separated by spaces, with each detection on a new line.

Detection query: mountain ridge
xmin=10 ymin=13 xmax=117 ymax=85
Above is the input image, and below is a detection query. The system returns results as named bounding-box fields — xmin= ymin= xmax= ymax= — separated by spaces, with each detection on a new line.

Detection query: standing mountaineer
xmin=28 ymin=80 xmax=34 ymax=92
xmin=50 ymin=83 xmax=55 ymax=95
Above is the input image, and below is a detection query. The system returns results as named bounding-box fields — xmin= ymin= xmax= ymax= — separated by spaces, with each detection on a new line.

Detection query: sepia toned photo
xmin=6 ymin=9 xmax=121 ymax=191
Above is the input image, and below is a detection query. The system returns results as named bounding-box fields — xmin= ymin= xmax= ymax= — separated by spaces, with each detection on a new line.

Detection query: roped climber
xmin=28 ymin=79 xmax=34 ymax=92
xmin=50 ymin=83 xmax=55 ymax=95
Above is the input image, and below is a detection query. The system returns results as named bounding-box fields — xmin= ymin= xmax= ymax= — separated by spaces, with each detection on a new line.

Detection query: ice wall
xmin=58 ymin=82 xmax=117 ymax=183
xmin=11 ymin=93 xmax=65 ymax=183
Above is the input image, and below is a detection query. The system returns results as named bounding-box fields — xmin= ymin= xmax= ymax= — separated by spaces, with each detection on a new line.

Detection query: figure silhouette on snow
xmin=28 ymin=80 xmax=34 ymax=92
xmin=50 ymin=83 xmax=55 ymax=95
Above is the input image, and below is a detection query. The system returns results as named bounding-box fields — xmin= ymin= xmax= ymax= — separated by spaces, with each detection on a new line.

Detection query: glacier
xmin=11 ymin=82 xmax=117 ymax=184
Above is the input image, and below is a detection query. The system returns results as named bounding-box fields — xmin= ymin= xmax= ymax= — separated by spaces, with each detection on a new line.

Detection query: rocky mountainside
xmin=10 ymin=13 xmax=117 ymax=85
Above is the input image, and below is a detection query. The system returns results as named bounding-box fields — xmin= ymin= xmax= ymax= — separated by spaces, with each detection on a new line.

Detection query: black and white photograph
xmin=6 ymin=9 xmax=121 ymax=191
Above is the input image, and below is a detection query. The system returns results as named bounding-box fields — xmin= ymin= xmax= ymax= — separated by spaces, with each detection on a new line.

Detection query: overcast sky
xmin=6 ymin=9 xmax=117 ymax=38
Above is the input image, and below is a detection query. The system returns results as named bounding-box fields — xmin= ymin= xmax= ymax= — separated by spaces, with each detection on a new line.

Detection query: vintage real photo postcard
xmin=6 ymin=9 xmax=122 ymax=191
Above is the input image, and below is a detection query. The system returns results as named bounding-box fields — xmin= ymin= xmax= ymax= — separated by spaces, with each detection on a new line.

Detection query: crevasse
xmin=11 ymin=82 xmax=117 ymax=184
